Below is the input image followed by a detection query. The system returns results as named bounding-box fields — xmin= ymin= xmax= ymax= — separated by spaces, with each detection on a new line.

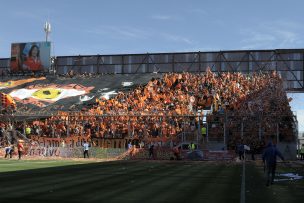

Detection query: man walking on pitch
xmin=262 ymin=141 xmax=284 ymax=186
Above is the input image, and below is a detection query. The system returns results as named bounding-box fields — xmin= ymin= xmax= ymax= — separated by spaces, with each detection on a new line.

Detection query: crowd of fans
xmin=0 ymin=69 xmax=296 ymax=150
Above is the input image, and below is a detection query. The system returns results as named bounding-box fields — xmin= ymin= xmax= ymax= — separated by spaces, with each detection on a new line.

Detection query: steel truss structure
xmin=0 ymin=49 xmax=304 ymax=92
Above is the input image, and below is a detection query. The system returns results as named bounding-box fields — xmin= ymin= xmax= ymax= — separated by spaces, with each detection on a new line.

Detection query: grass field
xmin=0 ymin=159 xmax=303 ymax=203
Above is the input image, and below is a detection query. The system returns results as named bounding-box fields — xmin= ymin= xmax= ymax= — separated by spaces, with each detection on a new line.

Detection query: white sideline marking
xmin=240 ymin=158 xmax=245 ymax=203
xmin=0 ymin=160 xmax=61 ymax=164
xmin=24 ymin=161 xmax=62 ymax=164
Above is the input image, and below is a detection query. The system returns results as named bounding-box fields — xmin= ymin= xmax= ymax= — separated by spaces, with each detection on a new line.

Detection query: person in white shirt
xmin=127 ymin=142 xmax=132 ymax=150
xmin=4 ymin=145 xmax=11 ymax=158
xmin=83 ymin=141 xmax=90 ymax=158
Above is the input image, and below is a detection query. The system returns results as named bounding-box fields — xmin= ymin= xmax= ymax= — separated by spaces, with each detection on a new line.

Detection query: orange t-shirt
xmin=17 ymin=143 xmax=24 ymax=151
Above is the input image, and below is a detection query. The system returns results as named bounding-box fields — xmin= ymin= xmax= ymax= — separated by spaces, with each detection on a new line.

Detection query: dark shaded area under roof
xmin=0 ymin=73 xmax=161 ymax=113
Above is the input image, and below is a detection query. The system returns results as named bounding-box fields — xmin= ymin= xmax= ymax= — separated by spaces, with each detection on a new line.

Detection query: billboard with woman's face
xmin=10 ymin=42 xmax=51 ymax=72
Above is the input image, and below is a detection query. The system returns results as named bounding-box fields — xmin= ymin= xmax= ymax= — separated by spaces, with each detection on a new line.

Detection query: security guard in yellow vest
xmin=201 ymin=125 xmax=207 ymax=143
xmin=188 ymin=142 xmax=196 ymax=151
xmin=191 ymin=143 xmax=196 ymax=150
xmin=25 ymin=126 xmax=31 ymax=137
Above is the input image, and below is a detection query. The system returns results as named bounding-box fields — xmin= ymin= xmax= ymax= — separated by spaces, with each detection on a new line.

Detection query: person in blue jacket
xmin=262 ymin=141 xmax=284 ymax=186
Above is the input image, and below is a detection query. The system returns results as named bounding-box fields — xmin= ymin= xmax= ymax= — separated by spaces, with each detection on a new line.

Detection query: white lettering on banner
xmin=28 ymin=147 xmax=61 ymax=157
xmin=25 ymin=147 xmax=127 ymax=158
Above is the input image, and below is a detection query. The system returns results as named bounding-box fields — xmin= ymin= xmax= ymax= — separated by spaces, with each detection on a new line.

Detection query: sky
xmin=0 ymin=0 xmax=303 ymax=133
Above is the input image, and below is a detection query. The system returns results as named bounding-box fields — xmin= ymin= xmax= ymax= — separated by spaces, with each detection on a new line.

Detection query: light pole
xmin=44 ymin=21 xmax=51 ymax=42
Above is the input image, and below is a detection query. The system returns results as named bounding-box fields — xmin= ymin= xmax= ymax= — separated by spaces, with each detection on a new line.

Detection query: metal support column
xmin=122 ymin=55 xmax=124 ymax=74
xmin=198 ymin=51 xmax=201 ymax=72
xmin=241 ymin=120 xmax=244 ymax=139
xmin=66 ymin=116 xmax=70 ymax=137
xmin=172 ymin=53 xmax=175 ymax=72
xmin=224 ymin=122 xmax=226 ymax=145
xmin=259 ymin=122 xmax=262 ymax=140
xmin=23 ymin=121 xmax=26 ymax=135
xmin=276 ymin=123 xmax=279 ymax=144
xmin=206 ymin=122 xmax=209 ymax=142
xmin=197 ymin=115 xmax=201 ymax=145
xmin=146 ymin=53 xmax=149 ymax=73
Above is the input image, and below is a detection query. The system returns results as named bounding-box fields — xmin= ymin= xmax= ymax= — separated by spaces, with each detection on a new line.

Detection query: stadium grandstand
xmin=0 ymin=49 xmax=302 ymax=160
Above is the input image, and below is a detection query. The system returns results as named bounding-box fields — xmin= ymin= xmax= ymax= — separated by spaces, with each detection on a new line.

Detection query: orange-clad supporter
xmin=17 ymin=140 xmax=24 ymax=160
xmin=8 ymin=71 xmax=294 ymax=149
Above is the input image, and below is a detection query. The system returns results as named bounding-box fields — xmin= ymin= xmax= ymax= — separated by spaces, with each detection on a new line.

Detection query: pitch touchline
xmin=240 ymin=158 xmax=246 ymax=203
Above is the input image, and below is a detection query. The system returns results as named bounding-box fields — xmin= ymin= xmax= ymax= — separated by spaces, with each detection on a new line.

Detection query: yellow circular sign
xmin=32 ymin=88 xmax=61 ymax=100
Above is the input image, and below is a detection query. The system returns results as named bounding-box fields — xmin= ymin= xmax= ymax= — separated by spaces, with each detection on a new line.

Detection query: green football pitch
xmin=0 ymin=159 xmax=303 ymax=203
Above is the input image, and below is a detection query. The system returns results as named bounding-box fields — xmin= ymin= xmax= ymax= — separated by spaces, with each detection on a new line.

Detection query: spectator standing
xmin=83 ymin=141 xmax=90 ymax=158
xmin=4 ymin=145 xmax=11 ymax=158
xmin=9 ymin=145 xmax=15 ymax=158
xmin=17 ymin=140 xmax=24 ymax=160
xmin=149 ymin=144 xmax=155 ymax=159
xmin=172 ymin=145 xmax=180 ymax=160
xmin=128 ymin=141 xmax=132 ymax=150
